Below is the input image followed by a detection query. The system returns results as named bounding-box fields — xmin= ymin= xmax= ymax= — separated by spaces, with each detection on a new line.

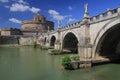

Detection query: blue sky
xmin=0 ymin=0 xmax=120 ymax=30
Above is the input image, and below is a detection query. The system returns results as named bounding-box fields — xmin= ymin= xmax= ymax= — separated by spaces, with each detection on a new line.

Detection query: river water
xmin=0 ymin=46 xmax=120 ymax=80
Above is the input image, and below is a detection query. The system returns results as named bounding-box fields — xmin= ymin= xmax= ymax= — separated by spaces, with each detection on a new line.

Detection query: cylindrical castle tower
xmin=21 ymin=14 xmax=54 ymax=33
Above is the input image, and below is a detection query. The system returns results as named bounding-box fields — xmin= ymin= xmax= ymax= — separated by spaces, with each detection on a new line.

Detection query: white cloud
xmin=0 ymin=0 xmax=8 ymax=3
xmin=18 ymin=0 xmax=27 ymax=4
xmin=68 ymin=18 xmax=76 ymax=23
xmin=48 ymin=9 xmax=66 ymax=21
xmin=53 ymin=15 xmax=66 ymax=21
xmin=68 ymin=18 xmax=76 ymax=22
xmin=48 ymin=10 xmax=59 ymax=15
xmin=29 ymin=7 xmax=40 ymax=13
xmin=9 ymin=18 xmax=21 ymax=24
xmin=10 ymin=3 xmax=29 ymax=12
xmin=68 ymin=6 xmax=73 ymax=10
xmin=9 ymin=3 xmax=40 ymax=13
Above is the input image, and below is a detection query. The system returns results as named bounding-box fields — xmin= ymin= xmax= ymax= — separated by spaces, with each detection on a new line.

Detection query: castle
xmin=0 ymin=14 xmax=54 ymax=36
xmin=21 ymin=14 xmax=54 ymax=36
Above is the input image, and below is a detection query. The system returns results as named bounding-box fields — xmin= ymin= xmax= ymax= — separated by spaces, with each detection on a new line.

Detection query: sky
xmin=0 ymin=0 xmax=120 ymax=30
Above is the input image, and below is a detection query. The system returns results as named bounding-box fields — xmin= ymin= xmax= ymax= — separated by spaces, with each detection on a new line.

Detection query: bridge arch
xmin=50 ymin=35 xmax=56 ymax=47
xmin=93 ymin=18 xmax=120 ymax=60
xmin=43 ymin=37 xmax=47 ymax=45
xmin=62 ymin=30 xmax=79 ymax=41
xmin=62 ymin=32 xmax=78 ymax=53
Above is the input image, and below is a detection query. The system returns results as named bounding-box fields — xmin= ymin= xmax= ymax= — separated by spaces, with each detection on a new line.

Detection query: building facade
xmin=0 ymin=28 xmax=22 ymax=36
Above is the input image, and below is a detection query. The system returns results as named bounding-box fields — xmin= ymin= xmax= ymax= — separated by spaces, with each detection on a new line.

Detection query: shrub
xmin=70 ymin=55 xmax=79 ymax=61
xmin=61 ymin=55 xmax=71 ymax=69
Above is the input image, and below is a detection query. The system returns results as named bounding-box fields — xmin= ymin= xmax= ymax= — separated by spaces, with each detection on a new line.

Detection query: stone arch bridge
xmin=39 ymin=6 xmax=120 ymax=62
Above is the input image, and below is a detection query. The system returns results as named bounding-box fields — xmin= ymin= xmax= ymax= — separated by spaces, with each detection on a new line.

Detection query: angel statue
xmin=84 ymin=3 xmax=88 ymax=13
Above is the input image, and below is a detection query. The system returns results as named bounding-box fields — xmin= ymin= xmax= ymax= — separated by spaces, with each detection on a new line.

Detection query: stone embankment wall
xmin=0 ymin=36 xmax=36 ymax=46
xmin=0 ymin=36 xmax=19 ymax=45
xmin=19 ymin=36 xmax=36 ymax=45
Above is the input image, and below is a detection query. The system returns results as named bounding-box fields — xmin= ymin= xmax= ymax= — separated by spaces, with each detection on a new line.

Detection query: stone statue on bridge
xmin=84 ymin=3 xmax=89 ymax=18
xmin=84 ymin=3 xmax=88 ymax=13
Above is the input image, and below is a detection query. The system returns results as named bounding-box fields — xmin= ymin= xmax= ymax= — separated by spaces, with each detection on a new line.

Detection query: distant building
xmin=0 ymin=28 xmax=22 ymax=36
xmin=21 ymin=14 xmax=54 ymax=36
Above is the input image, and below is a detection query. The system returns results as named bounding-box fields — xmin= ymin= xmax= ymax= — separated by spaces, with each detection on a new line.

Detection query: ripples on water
xmin=0 ymin=46 xmax=120 ymax=80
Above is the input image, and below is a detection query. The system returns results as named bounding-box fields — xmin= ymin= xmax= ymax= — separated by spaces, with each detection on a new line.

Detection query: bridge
xmin=39 ymin=5 xmax=120 ymax=64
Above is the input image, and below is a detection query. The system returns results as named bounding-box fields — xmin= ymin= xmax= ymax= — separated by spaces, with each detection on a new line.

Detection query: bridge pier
xmin=54 ymin=29 xmax=61 ymax=50
xmin=78 ymin=43 xmax=92 ymax=68
xmin=78 ymin=45 xmax=92 ymax=59
xmin=55 ymin=40 xmax=61 ymax=50
xmin=45 ymin=39 xmax=50 ymax=48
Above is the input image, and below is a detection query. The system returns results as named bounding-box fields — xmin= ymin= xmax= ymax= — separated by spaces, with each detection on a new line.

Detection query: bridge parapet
xmin=62 ymin=21 xmax=81 ymax=28
xmin=51 ymin=21 xmax=82 ymax=32
xmin=47 ymin=30 xmax=57 ymax=35
xmin=48 ymin=19 xmax=88 ymax=33
xmin=90 ymin=7 xmax=120 ymax=23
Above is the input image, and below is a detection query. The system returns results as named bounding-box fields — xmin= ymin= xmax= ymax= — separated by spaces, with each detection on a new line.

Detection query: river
xmin=0 ymin=46 xmax=120 ymax=80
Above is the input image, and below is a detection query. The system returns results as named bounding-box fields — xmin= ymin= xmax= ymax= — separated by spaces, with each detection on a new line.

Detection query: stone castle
xmin=0 ymin=14 xmax=54 ymax=36
xmin=21 ymin=14 xmax=54 ymax=35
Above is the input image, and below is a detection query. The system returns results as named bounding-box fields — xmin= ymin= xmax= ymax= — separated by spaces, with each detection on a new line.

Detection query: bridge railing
xmin=60 ymin=21 xmax=81 ymax=30
xmin=90 ymin=7 xmax=120 ymax=22
xmin=47 ymin=21 xmax=81 ymax=34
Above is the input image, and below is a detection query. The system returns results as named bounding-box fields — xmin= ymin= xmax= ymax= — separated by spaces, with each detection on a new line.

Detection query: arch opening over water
xmin=96 ymin=23 xmax=120 ymax=61
xmin=63 ymin=32 xmax=78 ymax=53
xmin=50 ymin=36 xmax=56 ymax=47
xmin=44 ymin=37 xmax=46 ymax=45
